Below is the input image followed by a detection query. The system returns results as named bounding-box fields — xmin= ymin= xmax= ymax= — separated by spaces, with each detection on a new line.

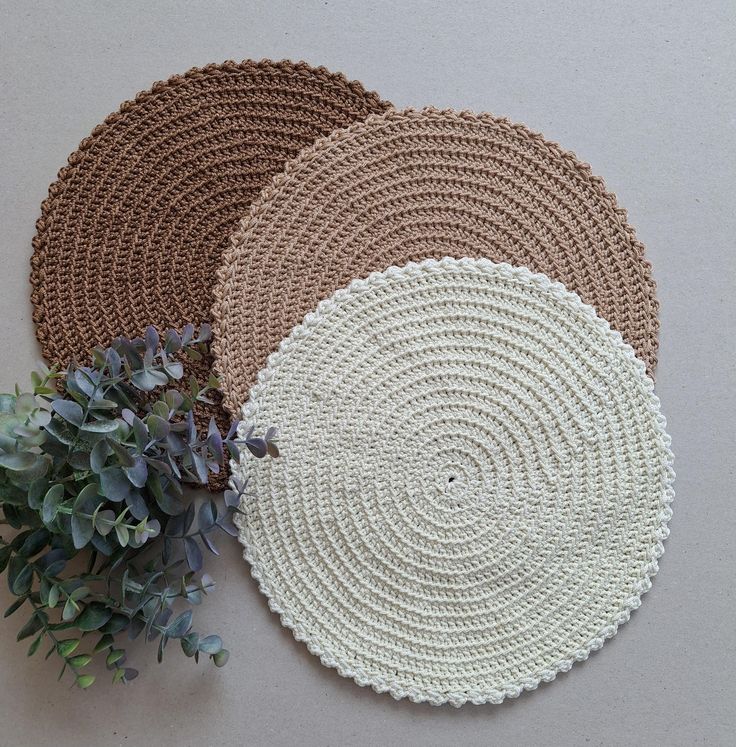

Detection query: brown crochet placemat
xmin=213 ymin=108 xmax=659 ymax=415
xmin=30 ymin=59 xmax=392 ymax=489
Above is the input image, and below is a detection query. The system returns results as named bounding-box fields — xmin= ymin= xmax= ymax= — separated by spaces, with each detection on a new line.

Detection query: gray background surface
xmin=0 ymin=1 xmax=734 ymax=745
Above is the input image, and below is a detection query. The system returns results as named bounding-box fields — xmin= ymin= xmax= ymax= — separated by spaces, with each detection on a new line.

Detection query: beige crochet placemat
xmin=231 ymin=258 xmax=674 ymax=706
xmin=30 ymin=59 xmax=391 ymax=489
xmin=213 ymin=108 xmax=659 ymax=416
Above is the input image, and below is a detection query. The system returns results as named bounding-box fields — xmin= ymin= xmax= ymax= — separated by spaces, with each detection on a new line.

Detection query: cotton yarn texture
xmin=213 ymin=108 xmax=658 ymax=415
xmin=29 ymin=59 xmax=391 ymax=488
xmin=232 ymin=258 xmax=674 ymax=706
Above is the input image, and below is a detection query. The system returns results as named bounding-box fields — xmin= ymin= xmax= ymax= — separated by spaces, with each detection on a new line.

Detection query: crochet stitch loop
xmin=232 ymin=257 xmax=674 ymax=707
xmin=29 ymin=59 xmax=391 ymax=489
xmin=213 ymin=107 xmax=659 ymax=416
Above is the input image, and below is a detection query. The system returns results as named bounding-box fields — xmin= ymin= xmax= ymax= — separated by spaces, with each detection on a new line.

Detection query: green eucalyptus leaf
xmin=212 ymin=649 xmax=230 ymax=667
xmin=124 ymin=490 xmax=148 ymax=521
xmin=69 ymin=654 xmax=92 ymax=669
xmin=27 ymin=634 xmax=43 ymax=657
xmin=90 ymin=532 xmax=116 ymax=555
xmin=163 ymin=389 xmax=183 ymax=410
xmin=76 ymin=602 xmax=113 ymax=631
xmin=76 ymin=674 xmax=95 ymax=689
xmin=123 ymin=456 xmax=148 ymax=488
xmin=88 ymin=398 xmax=118 ymax=411
xmin=8 ymin=555 xmax=33 ymax=595
xmin=47 ymin=584 xmax=60 ymax=609
xmin=0 ymin=481 xmax=26 ymax=506
xmin=90 ymin=439 xmax=109 ymax=473
xmin=48 ymin=620 xmax=78 ymax=632
xmin=164 ymin=362 xmax=184 ymax=379
xmin=73 ymin=482 xmax=100 ymax=511
xmin=197 ymin=635 xmax=223 ymax=654
xmin=17 ymin=611 xmax=45 ymax=641
xmin=147 ymin=414 xmax=170 ymax=441
xmin=100 ymin=613 xmax=130 ymax=635
xmin=114 ymin=523 xmax=129 ymax=547
xmin=15 ymin=393 xmax=37 ymax=417
xmin=0 ymin=546 xmax=11 ymax=574
xmin=80 ymin=418 xmax=121 ymax=434
xmin=93 ymin=634 xmax=114 ymax=653
xmin=152 ymin=400 xmax=169 ymax=419
xmin=39 ymin=577 xmax=51 ymax=605
xmin=14 ymin=454 xmax=50 ymax=482
xmin=67 ymin=451 xmax=91 ymax=471
xmin=147 ymin=474 xmax=183 ymax=515
xmin=3 ymin=504 xmax=28 ymax=529
xmin=106 ymin=649 xmax=126 ymax=667
xmin=33 ymin=386 xmax=58 ymax=397
xmin=72 ymin=369 xmax=97 ymax=397
xmin=57 ymin=638 xmax=80 ymax=657
xmin=27 ymin=478 xmax=49 ymax=509
xmin=69 ymin=586 xmax=90 ymax=602
xmin=181 ymin=632 xmax=199 ymax=657
xmin=0 ymin=451 xmax=38 ymax=471
xmin=94 ymin=509 xmax=116 ymax=536
xmin=108 ymin=439 xmax=135 ymax=467
xmin=198 ymin=500 xmax=217 ymax=532
xmin=43 ymin=418 xmax=75 ymax=445
xmin=41 ymin=484 xmax=64 ymax=524
xmin=9 ymin=530 xmax=32 ymax=551
xmin=51 ymin=400 xmax=84 ymax=427
xmin=62 ymin=597 xmax=79 ymax=622
xmin=13 ymin=424 xmax=47 ymax=448
xmin=100 ymin=467 xmax=133 ymax=503
xmin=4 ymin=595 xmax=27 ymax=618
xmin=131 ymin=369 xmax=168 ymax=391
xmin=71 ymin=515 xmax=94 ymax=549
xmin=184 ymin=537 xmax=203 ymax=572
xmin=166 ymin=610 xmax=192 ymax=639
xmin=29 ymin=408 xmax=51 ymax=428
xmin=17 ymin=528 xmax=50 ymax=558
xmin=37 ymin=548 xmax=67 ymax=577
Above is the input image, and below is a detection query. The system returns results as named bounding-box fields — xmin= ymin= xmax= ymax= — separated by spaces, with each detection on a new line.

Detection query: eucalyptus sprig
xmin=0 ymin=325 xmax=277 ymax=688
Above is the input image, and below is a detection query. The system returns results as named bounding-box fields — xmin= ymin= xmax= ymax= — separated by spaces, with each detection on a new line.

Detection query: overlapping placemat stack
xmin=30 ymin=60 xmax=674 ymax=705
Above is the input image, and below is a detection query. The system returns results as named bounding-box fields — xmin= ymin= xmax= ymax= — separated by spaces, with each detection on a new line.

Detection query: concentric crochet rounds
xmin=30 ymin=59 xmax=391 ymax=488
xmin=233 ymin=258 xmax=673 ymax=707
xmin=214 ymin=108 xmax=658 ymax=415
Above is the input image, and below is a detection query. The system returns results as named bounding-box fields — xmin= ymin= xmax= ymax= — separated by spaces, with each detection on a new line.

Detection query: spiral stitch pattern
xmin=214 ymin=108 xmax=658 ymax=416
xmin=29 ymin=59 xmax=391 ymax=488
xmin=233 ymin=258 xmax=674 ymax=707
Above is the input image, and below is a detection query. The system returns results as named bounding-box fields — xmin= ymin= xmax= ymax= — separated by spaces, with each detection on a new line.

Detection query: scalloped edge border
xmin=231 ymin=257 xmax=674 ymax=708
xmin=212 ymin=106 xmax=659 ymax=416
xmin=29 ymin=58 xmax=391 ymax=362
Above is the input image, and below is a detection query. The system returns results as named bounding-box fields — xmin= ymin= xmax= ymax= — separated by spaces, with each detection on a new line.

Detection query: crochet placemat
xmin=231 ymin=258 xmax=674 ymax=707
xmin=30 ymin=59 xmax=391 ymax=489
xmin=214 ymin=108 xmax=659 ymax=416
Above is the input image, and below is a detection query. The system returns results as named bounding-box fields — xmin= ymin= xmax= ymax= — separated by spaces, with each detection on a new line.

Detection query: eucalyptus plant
xmin=0 ymin=325 xmax=277 ymax=688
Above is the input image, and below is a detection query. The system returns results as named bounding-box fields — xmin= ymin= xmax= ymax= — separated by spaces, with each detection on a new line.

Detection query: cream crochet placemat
xmin=213 ymin=108 xmax=659 ymax=416
xmin=232 ymin=258 xmax=674 ymax=707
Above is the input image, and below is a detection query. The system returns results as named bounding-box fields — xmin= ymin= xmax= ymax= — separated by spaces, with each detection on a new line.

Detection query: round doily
xmin=232 ymin=258 xmax=673 ymax=707
xmin=214 ymin=108 xmax=659 ymax=416
xmin=30 ymin=59 xmax=391 ymax=488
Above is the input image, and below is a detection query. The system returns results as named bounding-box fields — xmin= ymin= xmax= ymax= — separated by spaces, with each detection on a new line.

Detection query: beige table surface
xmin=1 ymin=1 xmax=734 ymax=745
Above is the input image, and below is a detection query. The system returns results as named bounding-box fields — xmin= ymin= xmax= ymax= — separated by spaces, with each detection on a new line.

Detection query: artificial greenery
xmin=0 ymin=325 xmax=277 ymax=688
